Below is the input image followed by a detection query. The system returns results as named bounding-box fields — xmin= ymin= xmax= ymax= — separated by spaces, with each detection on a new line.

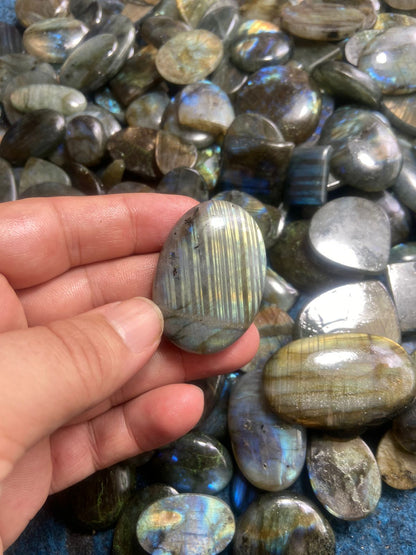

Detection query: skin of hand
xmin=0 ymin=193 xmax=260 ymax=552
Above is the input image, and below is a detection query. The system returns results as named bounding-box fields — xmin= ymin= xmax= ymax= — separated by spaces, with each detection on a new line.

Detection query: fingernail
xmin=105 ymin=297 xmax=164 ymax=353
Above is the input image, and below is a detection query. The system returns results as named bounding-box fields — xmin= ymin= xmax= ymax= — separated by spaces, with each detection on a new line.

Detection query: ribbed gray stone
xmin=153 ymin=200 xmax=266 ymax=353
xmin=10 ymin=83 xmax=87 ymax=115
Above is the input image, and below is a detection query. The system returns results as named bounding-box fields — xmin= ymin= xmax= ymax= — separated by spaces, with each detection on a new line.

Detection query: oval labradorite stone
xmin=263 ymin=333 xmax=416 ymax=430
xmin=153 ymin=200 xmax=266 ymax=353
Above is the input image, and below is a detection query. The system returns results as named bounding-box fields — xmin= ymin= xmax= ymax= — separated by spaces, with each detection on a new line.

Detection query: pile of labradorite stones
xmin=4 ymin=0 xmax=416 ymax=553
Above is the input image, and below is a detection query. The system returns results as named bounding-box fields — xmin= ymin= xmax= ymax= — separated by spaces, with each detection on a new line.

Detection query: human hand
xmin=0 ymin=193 xmax=259 ymax=551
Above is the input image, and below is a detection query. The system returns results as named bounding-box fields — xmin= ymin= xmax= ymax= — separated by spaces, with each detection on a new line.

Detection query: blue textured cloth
xmin=2 ymin=1 xmax=416 ymax=553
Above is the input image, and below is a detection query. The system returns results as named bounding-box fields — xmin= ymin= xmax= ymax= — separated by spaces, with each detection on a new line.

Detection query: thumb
xmin=0 ymin=297 xmax=163 ymax=483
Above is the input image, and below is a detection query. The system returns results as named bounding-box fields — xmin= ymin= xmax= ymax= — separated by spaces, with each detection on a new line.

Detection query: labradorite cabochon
xmin=153 ymin=200 xmax=267 ymax=354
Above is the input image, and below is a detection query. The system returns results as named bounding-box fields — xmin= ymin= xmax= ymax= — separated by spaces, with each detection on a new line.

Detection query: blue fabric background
xmin=2 ymin=0 xmax=416 ymax=552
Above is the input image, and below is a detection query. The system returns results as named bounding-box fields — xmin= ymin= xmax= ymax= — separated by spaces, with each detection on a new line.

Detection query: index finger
xmin=0 ymin=193 xmax=197 ymax=288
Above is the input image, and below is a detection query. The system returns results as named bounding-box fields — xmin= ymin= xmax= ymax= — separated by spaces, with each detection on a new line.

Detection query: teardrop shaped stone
xmin=233 ymin=493 xmax=335 ymax=554
xmin=10 ymin=83 xmax=87 ymax=115
xmin=155 ymin=130 xmax=197 ymax=175
xmin=0 ymin=109 xmax=65 ymax=166
xmin=23 ymin=17 xmax=88 ymax=63
xmin=377 ymin=429 xmax=416 ymax=490
xmin=358 ymin=26 xmax=416 ymax=95
xmin=264 ymin=333 xmax=416 ymax=430
xmin=308 ymin=197 xmax=391 ymax=274
xmin=295 ymin=280 xmax=401 ymax=343
xmin=307 ymin=435 xmax=381 ymax=520
xmin=152 ymin=199 xmax=266 ymax=353
xmin=152 ymin=431 xmax=233 ymax=494
xmin=136 ymin=494 xmax=235 ymax=555
xmin=228 ymin=370 xmax=306 ymax=491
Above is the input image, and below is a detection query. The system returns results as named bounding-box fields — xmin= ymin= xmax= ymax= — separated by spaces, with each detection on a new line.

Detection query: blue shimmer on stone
xmin=153 ymin=200 xmax=266 ymax=354
xmin=230 ymin=469 xmax=259 ymax=516
xmin=286 ymin=145 xmax=332 ymax=205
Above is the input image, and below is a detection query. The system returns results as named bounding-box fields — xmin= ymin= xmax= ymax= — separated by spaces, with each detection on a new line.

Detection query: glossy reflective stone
xmin=0 ymin=53 xmax=51 ymax=100
xmin=230 ymin=469 xmax=259 ymax=517
xmin=377 ymin=429 xmax=416 ymax=490
xmin=195 ymin=144 xmax=221 ymax=190
xmin=0 ymin=22 xmax=23 ymax=56
xmin=210 ymin=54 xmax=248 ymax=95
xmin=199 ymin=4 xmax=240 ymax=41
xmin=65 ymin=115 xmax=106 ymax=167
xmin=63 ymin=161 xmax=104 ymax=195
xmin=308 ymin=197 xmax=391 ymax=274
xmin=235 ymin=64 xmax=322 ymax=144
xmin=155 ymin=130 xmax=197 ymax=175
xmin=359 ymin=26 xmax=416 ymax=95
xmin=286 ymin=145 xmax=332 ymax=206
xmin=107 ymin=127 xmax=159 ymax=179
xmin=177 ymin=81 xmax=235 ymax=136
xmin=319 ymin=107 xmax=402 ymax=192
xmin=19 ymin=182 xmax=84 ymax=198
xmin=70 ymin=0 xmax=103 ymax=27
xmin=176 ymin=0 xmax=235 ymax=27
xmin=10 ymin=83 xmax=87 ymax=116
xmin=0 ymin=109 xmax=65 ymax=166
xmin=23 ymin=17 xmax=88 ymax=63
xmin=374 ymin=12 xmax=416 ymax=30
xmin=81 ymin=103 xmax=121 ymax=140
xmin=393 ymin=158 xmax=416 ymax=213
xmin=229 ymin=369 xmax=306 ymax=491
xmin=125 ymin=90 xmax=169 ymax=129
xmin=136 ymin=494 xmax=235 ymax=555
xmin=157 ymin=167 xmax=209 ymax=201
xmin=152 ymin=432 xmax=233 ymax=494
xmin=0 ymin=157 xmax=17 ymax=202
xmin=227 ymin=111 xmax=283 ymax=141
xmin=261 ymin=266 xmax=299 ymax=312
xmin=312 ymin=60 xmax=382 ymax=109
xmin=19 ymin=157 xmax=71 ymax=194
xmin=264 ymin=333 xmax=416 ymax=430
xmin=15 ymin=0 xmax=70 ymax=28
xmin=344 ymin=29 xmax=382 ymax=66
xmin=281 ymin=2 xmax=365 ymax=41
xmin=107 ymin=181 xmax=154 ymax=194
xmin=268 ymin=220 xmax=340 ymax=293
xmin=385 ymin=0 xmax=416 ymax=7
xmin=382 ymin=94 xmax=416 ymax=137
xmin=55 ymin=463 xmax=135 ymax=531
xmin=153 ymin=200 xmax=266 ymax=353
xmin=140 ymin=15 xmax=190 ymax=48
xmin=296 ymin=281 xmax=401 ymax=343
xmin=233 ymin=493 xmax=335 ymax=554
xmin=387 ymin=261 xmax=416 ymax=332
xmin=94 ymin=87 xmax=124 ymax=123
xmin=155 ymin=30 xmax=223 ymax=85
xmin=390 ymin=242 xmax=416 ymax=263
xmin=109 ymin=45 xmax=161 ymax=107
xmin=60 ymin=33 xmax=119 ymax=93
xmin=112 ymin=484 xmax=178 ymax=555
xmin=393 ymin=400 xmax=416 ymax=453
xmin=101 ymin=158 xmax=125 ymax=190
xmin=307 ymin=435 xmax=381 ymax=520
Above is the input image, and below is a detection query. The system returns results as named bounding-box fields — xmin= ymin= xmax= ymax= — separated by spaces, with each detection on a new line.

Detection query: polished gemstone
xmin=344 ymin=29 xmax=382 ymax=66
xmin=281 ymin=2 xmax=365 ymax=41
xmin=385 ymin=0 xmax=416 ymax=7
xmin=107 ymin=127 xmax=159 ymax=179
xmin=81 ymin=103 xmax=121 ymax=139
xmin=0 ymin=53 xmax=52 ymax=101
xmin=0 ymin=157 xmax=17 ymax=202
xmin=177 ymin=81 xmax=235 ymax=136
xmin=235 ymin=64 xmax=322 ymax=144
xmin=70 ymin=0 xmax=103 ymax=27
xmin=199 ymin=4 xmax=240 ymax=41
xmin=307 ymin=435 xmax=381 ymax=520
xmin=63 ymin=161 xmax=104 ymax=195
xmin=152 ymin=431 xmax=233 ymax=494
xmin=155 ymin=130 xmax=197 ymax=174
xmin=153 ymin=200 xmax=266 ymax=353
xmin=195 ymin=145 xmax=221 ymax=190
xmin=107 ymin=181 xmax=154 ymax=194
xmin=393 ymin=158 xmax=416 ymax=213
xmin=308 ymin=197 xmax=391 ymax=274
xmin=22 ymin=17 xmax=88 ymax=63
xmin=358 ymin=26 xmax=416 ymax=95
xmin=60 ymin=33 xmax=119 ymax=93
xmin=155 ymin=30 xmax=223 ymax=85
xmin=125 ymin=90 xmax=169 ymax=129
xmin=10 ymin=83 xmax=87 ymax=115
xmin=0 ymin=109 xmax=65 ymax=166
xmin=157 ymin=167 xmax=209 ymax=201
xmin=228 ymin=369 xmax=306 ymax=491
xmin=210 ymin=54 xmax=248 ymax=96
xmin=0 ymin=22 xmax=23 ymax=56
xmin=376 ymin=429 xmax=416 ymax=490
xmin=319 ymin=107 xmax=402 ymax=192
xmin=387 ymin=261 xmax=416 ymax=332
xmin=264 ymin=333 xmax=416 ymax=430
xmin=136 ymin=494 xmax=235 ymax=555
xmin=112 ymin=484 xmax=178 ymax=555
xmin=261 ymin=266 xmax=299 ymax=312
xmin=374 ymin=12 xmax=416 ymax=30
xmin=65 ymin=115 xmax=106 ymax=167
xmin=230 ymin=470 xmax=259 ymax=517
xmin=140 ymin=15 xmax=190 ymax=48
xmin=94 ymin=87 xmax=124 ymax=123
xmin=390 ymin=242 xmax=416 ymax=263
xmin=15 ymin=0 xmax=70 ymax=28
xmin=233 ymin=493 xmax=335 ymax=554
xmin=226 ymin=112 xmax=283 ymax=141
xmin=382 ymin=94 xmax=416 ymax=137
xmin=176 ymin=0 xmax=231 ymax=27
xmin=286 ymin=145 xmax=332 ymax=206
xmin=101 ymin=158 xmax=125 ymax=190
xmin=295 ymin=281 xmax=401 ymax=343
xmin=19 ymin=157 xmax=71 ymax=194
xmin=19 ymin=182 xmax=84 ymax=198
xmin=393 ymin=400 xmax=416 ymax=453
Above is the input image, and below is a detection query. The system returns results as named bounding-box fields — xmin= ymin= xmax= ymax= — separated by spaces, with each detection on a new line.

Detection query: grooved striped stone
xmin=153 ymin=200 xmax=266 ymax=354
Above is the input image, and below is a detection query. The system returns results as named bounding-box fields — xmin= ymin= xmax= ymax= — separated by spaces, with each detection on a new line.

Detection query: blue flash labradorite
xmin=153 ymin=199 xmax=266 ymax=354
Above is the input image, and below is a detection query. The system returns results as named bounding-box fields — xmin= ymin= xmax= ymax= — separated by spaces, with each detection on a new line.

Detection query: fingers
xmin=18 ymin=253 xmax=159 ymax=325
xmin=49 ymin=384 xmax=204 ymax=492
xmin=0 ymin=297 xmax=163 ymax=484
xmin=0 ymin=194 xmax=197 ymax=289
xmin=0 ymin=274 xmax=27 ymax=332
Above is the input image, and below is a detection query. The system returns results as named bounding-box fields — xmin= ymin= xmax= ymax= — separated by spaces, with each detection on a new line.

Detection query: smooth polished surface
xmin=153 ymin=200 xmax=266 ymax=353
xmin=377 ymin=429 xmax=416 ymax=490
xmin=10 ymin=83 xmax=87 ymax=115
xmin=264 ymin=333 xmax=416 ymax=430
xmin=387 ymin=261 xmax=416 ymax=332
